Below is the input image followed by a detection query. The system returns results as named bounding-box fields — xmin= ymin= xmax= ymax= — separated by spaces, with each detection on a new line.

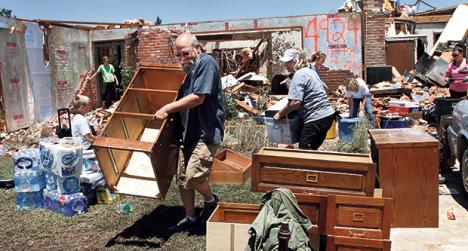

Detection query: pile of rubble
xmin=0 ymin=104 xmax=115 ymax=153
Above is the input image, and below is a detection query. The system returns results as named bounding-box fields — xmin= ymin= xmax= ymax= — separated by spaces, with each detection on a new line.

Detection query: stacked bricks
xmin=318 ymin=66 xmax=355 ymax=92
xmin=362 ymin=0 xmax=387 ymax=67
xmin=74 ymin=70 xmax=98 ymax=109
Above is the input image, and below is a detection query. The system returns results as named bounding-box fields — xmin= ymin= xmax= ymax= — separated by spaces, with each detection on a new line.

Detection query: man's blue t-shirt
xmin=179 ymin=53 xmax=225 ymax=146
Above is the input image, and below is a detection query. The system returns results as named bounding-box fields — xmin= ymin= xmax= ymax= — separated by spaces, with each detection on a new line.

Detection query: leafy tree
xmin=0 ymin=8 xmax=13 ymax=18
xmin=155 ymin=16 xmax=162 ymax=25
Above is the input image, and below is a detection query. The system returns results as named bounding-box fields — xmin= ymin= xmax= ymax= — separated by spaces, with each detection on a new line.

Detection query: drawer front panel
xmin=326 ymin=236 xmax=391 ymax=251
xmin=261 ymin=166 xmax=364 ymax=191
xmin=336 ymin=206 xmax=383 ymax=229
xmin=326 ymin=195 xmax=392 ymax=239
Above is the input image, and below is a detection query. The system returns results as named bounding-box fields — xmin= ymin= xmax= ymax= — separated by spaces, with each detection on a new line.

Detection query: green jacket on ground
xmin=245 ymin=188 xmax=313 ymax=251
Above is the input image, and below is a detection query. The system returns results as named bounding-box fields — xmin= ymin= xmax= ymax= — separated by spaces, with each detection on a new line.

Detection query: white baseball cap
xmin=280 ymin=49 xmax=300 ymax=62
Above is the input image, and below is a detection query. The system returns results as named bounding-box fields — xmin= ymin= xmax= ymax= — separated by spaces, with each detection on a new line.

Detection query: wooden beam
xmin=127 ymin=88 xmax=178 ymax=95
xmin=112 ymin=111 xmax=157 ymax=120
xmin=234 ymin=99 xmax=261 ymax=115
xmin=394 ymin=15 xmax=452 ymax=24
xmin=94 ymin=137 xmax=154 ymax=153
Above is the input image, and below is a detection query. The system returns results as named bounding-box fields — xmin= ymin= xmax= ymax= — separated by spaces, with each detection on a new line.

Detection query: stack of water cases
xmin=13 ymin=149 xmax=44 ymax=210
xmin=40 ymin=137 xmax=88 ymax=216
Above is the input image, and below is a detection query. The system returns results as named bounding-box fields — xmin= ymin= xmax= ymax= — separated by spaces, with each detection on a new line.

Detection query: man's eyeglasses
xmin=175 ymin=49 xmax=191 ymax=58
xmin=452 ymin=54 xmax=460 ymax=57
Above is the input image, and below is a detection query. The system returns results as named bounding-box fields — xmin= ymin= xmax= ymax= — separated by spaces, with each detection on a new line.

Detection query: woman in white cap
xmin=274 ymin=49 xmax=335 ymax=150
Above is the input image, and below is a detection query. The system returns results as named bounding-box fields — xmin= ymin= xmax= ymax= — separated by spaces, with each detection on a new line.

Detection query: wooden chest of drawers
xmin=370 ymin=128 xmax=439 ymax=227
xmin=251 ymin=148 xmax=376 ymax=197
xmin=325 ymin=195 xmax=392 ymax=240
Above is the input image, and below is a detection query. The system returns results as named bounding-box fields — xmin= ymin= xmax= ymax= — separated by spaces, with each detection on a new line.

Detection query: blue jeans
xmin=349 ymin=96 xmax=375 ymax=127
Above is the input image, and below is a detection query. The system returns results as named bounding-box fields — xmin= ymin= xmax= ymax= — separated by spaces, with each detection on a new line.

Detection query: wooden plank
xmin=142 ymin=69 xmax=186 ymax=91
xmin=392 ymin=66 xmax=403 ymax=80
xmin=94 ymin=147 xmax=119 ymax=188
xmin=114 ymin=175 xmax=161 ymax=198
xmin=326 ymin=236 xmax=391 ymax=251
xmin=234 ymin=99 xmax=261 ymax=115
xmin=94 ymin=137 xmax=154 ymax=153
xmin=127 ymin=87 xmax=178 ymax=94
xmin=113 ymin=111 xmax=158 ymax=120
xmin=256 ymin=155 xmax=375 ymax=172
xmin=395 ymin=15 xmax=452 ymax=24
xmin=259 ymin=148 xmax=373 ymax=164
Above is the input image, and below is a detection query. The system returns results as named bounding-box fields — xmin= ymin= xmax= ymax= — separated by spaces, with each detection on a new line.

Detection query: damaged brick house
xmin=0 ymin=0 xmax=387 ymax=132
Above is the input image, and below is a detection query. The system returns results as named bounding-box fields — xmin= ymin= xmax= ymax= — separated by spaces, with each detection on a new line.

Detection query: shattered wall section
xmin=49 ymin=26 xmax=91 ymax=111
xmin=124 ymin=27 xmax=183 ymax=65
xmin=0 ymin=21 xmax=36 ymax=131
xmin=24 ymin=22 xmax=53 ymax=122
xmin=271 ymin=30 xmax=302 ymax=77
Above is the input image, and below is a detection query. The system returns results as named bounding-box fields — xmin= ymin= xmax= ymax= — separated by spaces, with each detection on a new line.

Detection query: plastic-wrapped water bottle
xmin=61 ymin=193 xmax=88 ymax=217
xmin=56 ymin=175 xmax=80 ymax=194
xmin=45 ymin=171 xmax=57 ymax=191
xmin=13 ymin=170 xmax=45 ymax=192
xmin=16 ymin=191 xmax=43 ymax=211
xmin=13 ymin=150 xmax=34 ymax=173
xmin=40 ymin=137 xmax=58 ymax=171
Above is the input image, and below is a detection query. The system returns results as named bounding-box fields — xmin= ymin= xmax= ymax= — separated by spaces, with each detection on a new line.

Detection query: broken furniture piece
xmin=93 ymin=64 xmax=185 ymax=199
xmin=210 ymin=149 xmax=252 ymax=184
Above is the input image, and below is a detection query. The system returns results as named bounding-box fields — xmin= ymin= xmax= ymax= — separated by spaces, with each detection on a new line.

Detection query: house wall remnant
xmin=363 ymin=0 xmax=387 ymax=67
xmin=24 ymin=21 xmax=53 ymax=122
xmin=414 ymin=23 xmax=446 ymax=53
xmin=0 ymin=17 xmax=35 ymax=131
xmin=124 ymin=27 xmax=182 ymax=66
xmin=156 ymin=13 xmax=363 ymax=79
xmin=48 ymin=26 xmax=92 ymax=111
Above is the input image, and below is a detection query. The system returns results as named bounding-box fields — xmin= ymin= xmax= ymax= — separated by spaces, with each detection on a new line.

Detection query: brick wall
xmin=319 ymin=66 xmax=355 ymax=91
xmin=363 ymin=0 xmax=387 ymax=67
xmin=75 ymin=70 xmax=98 ymax=109
xmin=124 ymin=27 xmax=182 ymax=65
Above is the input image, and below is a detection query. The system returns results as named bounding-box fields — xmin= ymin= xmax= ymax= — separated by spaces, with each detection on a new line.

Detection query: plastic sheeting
xmin=24 ymin=22 xmax=53 ymax=122
xmin=0 ymin=17 xmax=35 ymax=131
xmin=48 ymin=26 xmax=91 ymax=111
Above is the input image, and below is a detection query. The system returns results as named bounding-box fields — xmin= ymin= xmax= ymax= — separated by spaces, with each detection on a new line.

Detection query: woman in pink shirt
xmin=446 ymin=46 xmax=468 ymax=99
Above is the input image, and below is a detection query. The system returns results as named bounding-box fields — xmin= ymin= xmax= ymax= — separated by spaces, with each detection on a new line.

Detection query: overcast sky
xmin=1 ymin=0 xmax=467 ymax=24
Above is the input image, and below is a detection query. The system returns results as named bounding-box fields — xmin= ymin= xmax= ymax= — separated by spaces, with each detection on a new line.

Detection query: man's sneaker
xmin=199 ymin=194 xmax=219 ymax=222
xmin=168 ymin=217 xmax=199 ymax=232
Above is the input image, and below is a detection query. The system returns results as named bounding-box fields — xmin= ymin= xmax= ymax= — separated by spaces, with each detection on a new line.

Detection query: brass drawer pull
xmin=306 ymin=174 xmax=318 ymax=183
xmin=352 ymin=213 xmax=365 ymax=222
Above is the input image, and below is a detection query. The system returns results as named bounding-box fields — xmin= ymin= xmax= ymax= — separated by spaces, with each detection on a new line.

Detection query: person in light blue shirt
xmin=274 ymin=49 xmax=335 ymax=150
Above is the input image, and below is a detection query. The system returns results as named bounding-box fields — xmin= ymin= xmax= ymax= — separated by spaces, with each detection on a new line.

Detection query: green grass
xmin=0 ymin=157 xmax=14 ymax=179
xmin=0 ymin=175 xmax=263 ymax=250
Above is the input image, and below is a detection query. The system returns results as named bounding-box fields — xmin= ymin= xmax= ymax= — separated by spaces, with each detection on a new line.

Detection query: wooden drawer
xmin=210 ymin=149 xmax=251 ymax=184
xmin=252 ymin=148 xmax=376 ymax=196
xmin=207 ymin=202 xmax=321 ymax=251
xmin=207 ymin=203 xmax=259 ymax=251
xmin=326 ymin=236 xmax=391 ymax=251
xmin=326 ymin=195 xmax=392 ymax=239
xmin=295 ymin=193 xmax=327 ymax=234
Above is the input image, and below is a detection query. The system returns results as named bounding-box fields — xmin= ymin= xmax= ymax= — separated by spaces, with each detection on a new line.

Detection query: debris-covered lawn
xmin=0 ymin=170 xmax=262 ymax=250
